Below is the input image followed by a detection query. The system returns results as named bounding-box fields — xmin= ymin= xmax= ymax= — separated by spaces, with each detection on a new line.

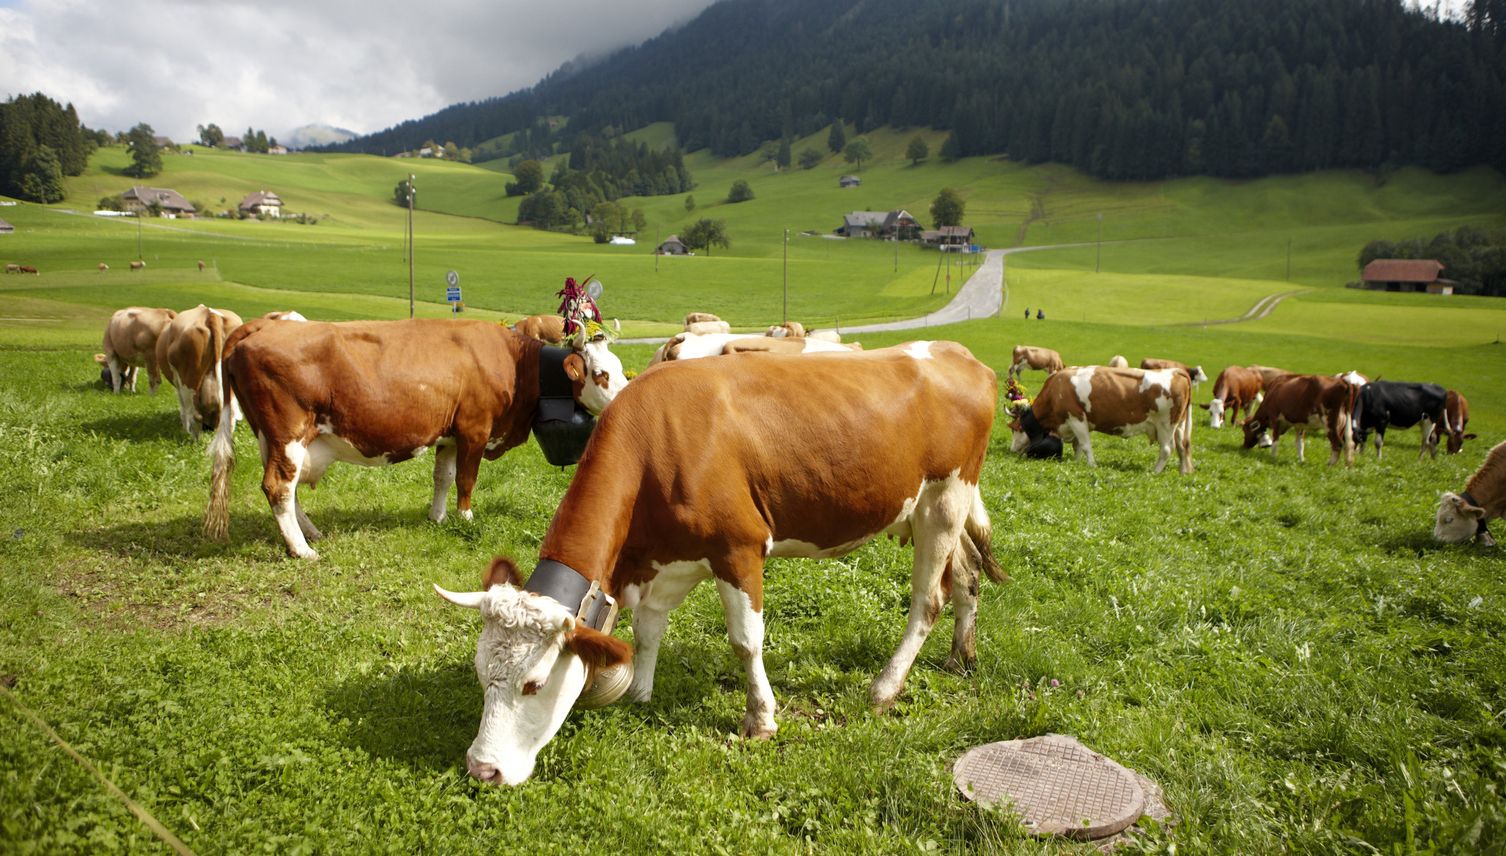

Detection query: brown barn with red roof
xmin=1360 ymin=259 xmax=1453 ymax=295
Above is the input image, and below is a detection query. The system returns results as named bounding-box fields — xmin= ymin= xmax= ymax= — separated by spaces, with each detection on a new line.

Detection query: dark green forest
xmin=0 ymin=93 xmax=95 ymax=202
xmin=332 ymin=0 xmax=1506 ymax=181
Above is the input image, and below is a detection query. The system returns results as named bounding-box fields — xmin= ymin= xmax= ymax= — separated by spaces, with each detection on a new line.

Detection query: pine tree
xmin=827 ymin=120 xmax=846 ymax=154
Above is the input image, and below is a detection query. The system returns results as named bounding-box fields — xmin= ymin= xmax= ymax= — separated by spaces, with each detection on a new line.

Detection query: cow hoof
xmin=460 ymin=509 xmax=475 ymax=522
xmin=869 ymin=684 xmax=901 ymax=713
xmin=943 ymin=654 xmax=976 ymax=674
xmin=740 ymin=718 xmax=777 ymax=740
xmin=428 ymin=510 xmax=447 ymax=524
xmin=289 ymin=547 xmax=320 ymax=561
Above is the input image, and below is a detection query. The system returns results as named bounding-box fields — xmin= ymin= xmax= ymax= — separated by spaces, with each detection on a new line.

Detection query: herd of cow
xmin=87 ymin=305 xmax=1499 ymax=786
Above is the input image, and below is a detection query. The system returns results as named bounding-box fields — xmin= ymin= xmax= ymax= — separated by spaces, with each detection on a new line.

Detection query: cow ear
xmin=483 ymin=556 xmax=522 ymax=589
xmin=563 ymin=353 xmax=586 ymax=383
xmin=566 ymin=625 xmax=633 ymax=669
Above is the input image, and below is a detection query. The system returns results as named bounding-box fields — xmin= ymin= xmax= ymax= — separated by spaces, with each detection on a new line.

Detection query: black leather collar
xmin=525 ymin=559 xmax=616 ymax=631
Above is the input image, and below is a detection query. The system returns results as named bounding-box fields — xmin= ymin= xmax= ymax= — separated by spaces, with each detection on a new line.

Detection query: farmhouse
xmin=835 ymin=209 xmax=921 ymax=240
xmin=656 ymin=235 xmax=689 ymax=255
xmin=239 ymin=190 xmax=283 ymax=218
xmin=223 ymin=136 xmax=244 ymax=151
xmin=922 ymin=225 xmax=976 ymax=250
xmin=0 ymin=217 xmax=13 ymax=234
xmin=839 ymin=175 xmax=862 ymax=188
xmin=121 ymin=186 xmax=196 ymax=218
xmin=1360 ymin=259 xmax=1454 ymax=294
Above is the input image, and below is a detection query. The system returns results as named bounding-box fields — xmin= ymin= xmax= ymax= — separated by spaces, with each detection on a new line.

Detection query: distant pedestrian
xmin=1024 ymin=307 xmax=1030 ymax=319
xmin=1036 ymin=309 xmax=1045 ymax=320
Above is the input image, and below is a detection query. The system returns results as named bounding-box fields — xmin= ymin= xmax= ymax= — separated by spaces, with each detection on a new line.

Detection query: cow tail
xmin=963 ymin=488 xmax=1007 ymax=583
xmin=203 ymin=339 xmax=237 ymax=542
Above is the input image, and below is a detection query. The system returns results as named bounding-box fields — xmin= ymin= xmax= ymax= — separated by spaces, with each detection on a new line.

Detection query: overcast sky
xmin=0 ymin=0 xmax=718 ymax=142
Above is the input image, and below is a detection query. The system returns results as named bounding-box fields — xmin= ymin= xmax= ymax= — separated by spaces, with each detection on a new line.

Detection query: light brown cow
xmin=649 ymin=331 xmax=853 ymax=364
xmin=261 ymin=310 xmax=308 ymax=322
xmin=1107 ymin=354 xmax=1129 ymax=368
xmin=197 ymin=260 xmax=206 ymax=272
xmin=1435 ymin=440 xmax=1505 ymax=547
xmin=98 ymin=263 xmax=109 ymax=272
xmin=765 ymin=321 xmax=806 ymax=338
xmin=100 ymin=306 xmax=176 ymax=393
xmin=1241 ymin=374 xmax=1357 ymax=465
xmin=156 ymin=305 xmax=245 ymax=437
xmin=512 ymin=314 xmax=568 ymax=344
xmin=1140 ymin=357 xmax=1208 ymax=385
xmin=435 ymin=341 xmax=1003 ymax=786
xmin=1432 ymin=390 xmax=1476 ymax=455
xmin=1200 ymin=365 xmax=1264 ymax=428
xmin=1009 ymin=365 xmax=1193 ymax=473
xmin=685 ymin=319 xmax=731 ymax=335
xmin=129 ymin=260 xmax=146 ymax=271
xmin=205 ymin=320 xmax=627 ymax=559
xmin=1009 ymin=345 xmax=1063 ymax=378
xmin=683 ymin=311 xmax=722 ymax=326
xmin=3 ymin=264 xmax=18 ymax=274
xmin=808 ymin=329 xmax=843 ymax=343
xmin=1248 ymin=365 xmax=1294 ymax=390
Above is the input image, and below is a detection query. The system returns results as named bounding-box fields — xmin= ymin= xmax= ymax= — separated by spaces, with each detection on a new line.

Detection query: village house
xmin=1359 ymin=259 xmax=1454 ymax=295
xmin=239 ymin=190 xmax=283 ymax=218
xmin=121 ymin=186 xmax=196 ymax=218
xmin=0 ymin=217 xmax=14 ymax=234
xmin=839 ymin=175 xmax=862 ymax=188
xmin=835 ymin=209 xmax=922 ymax=240
xmin=921 ymin=225 xmax=977 ymax=250
xmin=656 ymin=235 xmax=689 ymax=255
xmin=222 ymin=136 xmax=244 ymax=151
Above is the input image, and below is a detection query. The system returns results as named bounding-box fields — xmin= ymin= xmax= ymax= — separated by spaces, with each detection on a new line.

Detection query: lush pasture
xmin=2 ymin=143 xmax=1505 ymax=852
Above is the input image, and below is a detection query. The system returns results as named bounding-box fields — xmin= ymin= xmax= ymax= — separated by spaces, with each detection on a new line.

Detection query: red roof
xmin=1361 ymin=259 xmax=1444 ymax=283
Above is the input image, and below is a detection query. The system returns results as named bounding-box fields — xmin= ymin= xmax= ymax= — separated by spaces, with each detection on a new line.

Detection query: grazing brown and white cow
xmin=1107 ymin=354 xmax=1129 ymax=368
xmin=1200 ymin=365 xmax=1264 ymax=428
xmin=17 ymin=265 xmax=37 ymax=274
xmin=512 ymin=314 xmax=568 ymax=344
xmin=1140 ymin=357 xmax=1208 ymax=386
xmin=1435 ymin=440 xmax=1505 ymax=547
xmin=100 ymin=306 xmax=177 ymax=393
xmin=435 ymin=342 xmax=1003 ymax=786
xmin=129 ymin=260 xmax=146 ymax=271
xmin=98 ymin=263 xmax=109 ymax=272
xmin=1432 ymin=390 xmax=1476 ymax=455
xmin=1009 ymin=345 xmax=1064 ymax=378
xmin=3 ymin=264 xmax=18 ymax=274
xmin=649 ymin=331 xmax=851 ymax=364
xmin=1241 ymin=374 xmax=1357 ymax=465
xmin=155 ymin=304 xmax=245 ymax=437
xmin=1010 ymin=366 xmax=1193 ymax=473
xmin=205 ymin=320 xmax=627 ymax=559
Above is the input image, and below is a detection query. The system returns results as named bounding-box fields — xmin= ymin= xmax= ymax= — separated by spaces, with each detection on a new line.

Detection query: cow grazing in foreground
xmin=435 ymin=341 xmax=1004 ymax=786
xmin=1241 ymin=374 xmax=1357 ymax=466
xmin=1108 ymin=355 xmax=1128 ymax=368
xmin=100 ymin=306 xmax=177 ymax=393
xmin=205 ymin=321 xmax=627 ymax=559
xmin=129 ymin=260 xmax=146 ymax=271
xmin=155 ymin=305 xmax=245 ymax=437
xmin=1201 ymin=365 xmax=1264 ymax=428
xmin=1432 ymin=391 xmax=1475 ymax=455
xmin=512 ymin=314 xmax=568 ymax=344
xmin=648 ymin=331 xmax=852 ymax=364
xmin=1009 ymin=345 xmax=1064 ymax=378
xmin=1010 ymin=365 xmax=1193 ymax=474
xmin=1352 ymin=380 xmax=1447 ymax=459
xmin=1435 ymin=440 xmax=1505 ymax=547
xmin=1140 ymin=357 xmax=1208 ymax=385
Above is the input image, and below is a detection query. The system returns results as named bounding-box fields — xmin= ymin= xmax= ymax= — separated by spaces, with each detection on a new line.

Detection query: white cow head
xmin=435 ymin=558 xmax=632 ymax=786
xmin=566 ymin=328 xmax=628 ymax=415
xmin=1434 ymin=492 xmax=1487 ymax=544
xmin=1206 ymin=397 xmax=1226 ymax=429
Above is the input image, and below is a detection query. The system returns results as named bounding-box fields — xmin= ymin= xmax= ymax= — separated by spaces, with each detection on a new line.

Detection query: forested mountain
xmin=333 ymin=0 xmax=1506 ymax=181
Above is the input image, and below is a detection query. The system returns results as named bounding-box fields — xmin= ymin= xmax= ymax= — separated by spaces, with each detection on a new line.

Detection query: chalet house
xmin=239 ymin=190 xmax=283 ymax=218
xmin=922 ymin=225 xmax=976 ymax=250
xmin=656 ymin=235 xmax=689 ymax=255
xmin=1360 ymin=259 xmax=1453 ymax=295
xmin=223 ymin=136 xmax=244 ymax=151
xmin=836 ymin=209 xmax=921 ymax=240
xmin=0 ymin=217 xmax=14 ymax=234
xmin=121 ymin=186 xmax=196 ymax=218
xmin=839 ymin=175 xmax=861 ymax=188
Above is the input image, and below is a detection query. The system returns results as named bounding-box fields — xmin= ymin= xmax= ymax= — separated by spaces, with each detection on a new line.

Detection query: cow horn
xmin=433 ymin=583 xmax=487 ymax=609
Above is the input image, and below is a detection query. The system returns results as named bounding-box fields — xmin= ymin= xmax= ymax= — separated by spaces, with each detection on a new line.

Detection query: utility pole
xmin=407 ymin=174 xmax=415 ymax=319
xmin=782 ymin=228 xmax=789 ymax=324
xmin=1095 ymin=212 xmax=1102 ymax=274
xmin=136 ymin=211 xmax=142 ymax=260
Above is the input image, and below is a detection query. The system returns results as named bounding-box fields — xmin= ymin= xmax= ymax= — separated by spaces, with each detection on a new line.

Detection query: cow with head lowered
xmin=1241 ymin=373 xmax=1357 ymax=465
xmin=1435 ymin=440 xmax=1505 ymax=547
xmin=1009 ymin=365 xmax=1193 ymax=473
xmin=99 ymin=307 xmax=177 ymax=393
xmin=1200 ymin=365 xmax=1263 ymax=428
xmin=155 ymin=304 xmax=244 ymax=437
xmin=1352 ymin=380 xmax=1448 ymax=459
xmin=1432 ymin=390 xmax=1476 ymax=455
xmin=204 ymin=319 xmax=627 ymax=559
xmin=435 ymin=342 xmax=1004 ymax=786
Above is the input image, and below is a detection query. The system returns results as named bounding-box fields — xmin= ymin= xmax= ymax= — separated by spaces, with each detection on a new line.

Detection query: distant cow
xmin=650 ymin=332 xmax=852 ymax=364
xmin=1010 ymin=366 xmax=1193 ymax=474
xmin=686 ymin=319 xmax=732 ymax=335
xmin=1352 ymin=380 xmax=1447 ymax=459
xmin=129 ymin=260 xmax=146 ymax=271
xmin=436 ymin=341 xmax=1003 ymax=786
xmin=100 ymin=307 xmax=177 ymax=393
xmin=1241 ymin=374 xmax=1357 ymax=466
xmin=98 ymin=263 xmax=109 ymax=272
xmin=683 ymin=312 xmax=722 ymax=326
xmin=1009 ymin=345 xmax=1064 ymax=378
xmin=1107 ymin=355 xmax=1128 ymax=368
xmin=156 ymin=305 xmax=245 ymax=437
xmin=17 ymin=265 xmax=37 ymax=275
xmin=765 ymin=321 xmax=806 ymax=338
xmin=1434 ymin=440 xmax=1505 ymax=547
xmin=512 ymin=314 xmax=568 ymax=344
xmin=206 ymin=321 xmax=628 ymax=559
xmin=197 ymin=260 xmax=206 ymax=272
xmin=1432 ymin=390 xmax=1476 ymax=455
xmin=3 ymin=264 xmax=17 ymax=274
xmin=1200 ymin=365 xmax=1264 ymax=429
xmin=1140 ymin=357 xmax=1207 ymax=385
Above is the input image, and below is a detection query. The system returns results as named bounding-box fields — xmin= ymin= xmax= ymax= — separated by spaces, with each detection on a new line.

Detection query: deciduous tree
xmin=906 ymin=135 xmax=929 ymax=165
xmin=124 ymin=123 xmax=162 ymax=178
xmin=930 ymin=187 xmax=965 ymax=227
xmin=843 ymin=138 xmax=872 ymax=170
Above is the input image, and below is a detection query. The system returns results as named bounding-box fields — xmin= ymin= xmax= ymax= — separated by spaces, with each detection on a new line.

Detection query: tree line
xmin=0 ymin=92 xmax=97 ymax=202
xmin=332 ymin=0 xmax=1506 ymax=182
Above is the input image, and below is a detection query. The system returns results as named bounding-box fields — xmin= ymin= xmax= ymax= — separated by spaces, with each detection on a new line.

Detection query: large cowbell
xmin=531 ymin=345 xmax=597 ymax=466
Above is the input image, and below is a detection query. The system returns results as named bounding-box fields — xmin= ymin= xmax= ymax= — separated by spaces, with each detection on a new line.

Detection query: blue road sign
xmin=446 ymin=286 xmax=462 ymax=302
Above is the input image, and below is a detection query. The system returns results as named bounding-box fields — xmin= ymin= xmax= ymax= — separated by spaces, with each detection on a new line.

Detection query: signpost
xmin=446 ymin=270 xmax=461 ymax=314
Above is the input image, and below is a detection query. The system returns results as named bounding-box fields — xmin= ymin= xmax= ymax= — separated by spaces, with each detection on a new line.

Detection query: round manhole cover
xmin=954 ymin=735 xmax=1145 ymax=840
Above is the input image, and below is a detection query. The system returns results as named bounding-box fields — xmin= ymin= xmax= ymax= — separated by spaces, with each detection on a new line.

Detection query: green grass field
xmin=2 ymin=137 xmax=1505 ymax=853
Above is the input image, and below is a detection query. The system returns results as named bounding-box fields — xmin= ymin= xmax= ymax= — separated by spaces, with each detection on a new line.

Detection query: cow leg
xmin=1295 ymin=428 xmax=1307 ymax=463
xmin=430 ymin=442 xmax=457 ymax=523
xmin=1066 ymin=417 xmax=1094 ymax=466
xmin=107 ymin=356 xmax=125 ymax=393
xmin=1374 ymin=426 xmax=1385 ymax=460
xmin=1177 ymin=416 xmax=1194 ymax=475
xmin=126 ymin=365 xmax=138 ymax=392
xmin=174 ymin=381 xmax=198 ymax=437
xmin=943 ymin=540 xmax=980 ymax=673
xmin=871 ymin=478 xmax=970 ymax=711
xmin=1419 ymin=417 xmax=1437 ymax=459
xmin=625 ymin=561 xmax=711 ymax=703
xmin=452 ymin=437 xmax=485 ymax=522
xmin=263 ymin=440 xmax=318 ymax=560
xmin=1151 ymin=418 xmax=1173 ymax=474
xmin=715 ymin=570 xmax=778 ymax=739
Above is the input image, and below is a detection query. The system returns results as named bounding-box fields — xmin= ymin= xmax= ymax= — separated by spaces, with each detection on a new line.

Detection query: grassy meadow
xmin=2 ymin=137 xmax=1505 ymax=853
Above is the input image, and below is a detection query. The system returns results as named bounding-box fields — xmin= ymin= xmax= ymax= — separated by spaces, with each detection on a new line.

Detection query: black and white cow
xmin=1352 ymin=380 xmax=1448 ymax=459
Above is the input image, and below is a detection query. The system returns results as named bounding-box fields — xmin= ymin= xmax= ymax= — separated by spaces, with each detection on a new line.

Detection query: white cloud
xmin=0 ymin=0 xmax=715 ymax=142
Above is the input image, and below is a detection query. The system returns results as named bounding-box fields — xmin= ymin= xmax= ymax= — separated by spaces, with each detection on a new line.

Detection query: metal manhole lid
xmin=954 ymin=734 xmax=1146 ymax=840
